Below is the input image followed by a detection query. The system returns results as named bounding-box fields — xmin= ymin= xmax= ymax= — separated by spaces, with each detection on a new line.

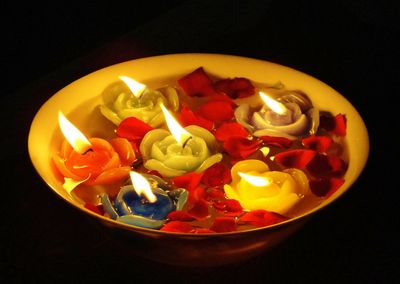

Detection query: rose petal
xmin=205 ymin=93 xmax=236 ymax=105
xmin=223 ymin=137 xmax=262 ymax=159
xmin=212 ymin=199 xmax=243 ymax=216
xmin=274 ymin=149 xmax=317 ymax=168
xmin=179 ymin=106 xmax=214 ymax=131
xmin=206 ymin=187 xmax=226 ymax=200
xmin=172 ymin=172 xmax=204 ymax=203
xmin=167 ymin=210 xmax=196 ymax=221
xmin=187 ymin=199 xmax=210 ymax=220
xmin=307 ymin=153 xmax=347 ymax=178
xmin=84 ymin=203 xmax=104 ymax=215
xmin=320 ymin=114 xmax=347 ymax=136
xmin=160 ymin=221 xmax=193 ymax=233
xmin=116 ymin=117 xmax=154 ymax=141
xmin=260 ymin=136 xmax=293 ymax=148
xmin=201 ymin=163 xmax=232 ymax=187
xmin=302 ymin=135 xmax=333 ymax=152
xmin=310 ymin=177 xmax=345 ymax=197
xmin=214 ymin=123 xmax=249 ymax=142
xmin=332 ymin=114 xmax=347 ymax=136
xmin=195 ymin=100 xmax=234 ymax=122
xmin=239 ymin=210 xmax=287 ymax=227
xmin=210 ymin=217 xmax=237 ymax=233
xmin=172 ymin=172 xmax=203 ymax=191
xmin=177 ymin=67 xmax=220 ymax=97
xmin=214 ymin=77 xmax=255 ymax=99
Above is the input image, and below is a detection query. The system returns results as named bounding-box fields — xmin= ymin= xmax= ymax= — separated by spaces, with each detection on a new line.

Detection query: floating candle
xmin=53 ymin=112 xmax=136 ymax=191
xmin=139 ymin=104 xmax=222 ymax=177
xmin=101 ymin=173 xmax=188 ymax=229
xmin=99 ymin=76 xmax=180 ymax=127
xmin=224 ymin=160 xmax=310 ymax=214
xmin=235 ymin=90 xmax=319 ymax=139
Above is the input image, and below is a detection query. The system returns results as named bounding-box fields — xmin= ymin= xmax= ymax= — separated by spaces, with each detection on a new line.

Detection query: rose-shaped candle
xmin=100 ymin=76 xmax=180 ymax=127
xmin=53 ymin=111 xmax=136 ymax=192
xmin=224 ymin=160 xmax=310 ymax=215
xmin=101 ymin=172 xmax=188 ymax=229
xmin=235 ymin=89 xmax=319 ymax=139
xmin=139 ymin=104 xmax=223 ymax=177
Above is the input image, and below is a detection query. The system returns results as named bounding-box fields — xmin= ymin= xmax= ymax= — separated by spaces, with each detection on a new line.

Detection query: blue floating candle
xmin=101 ymin=173 xmax=188 ymax=229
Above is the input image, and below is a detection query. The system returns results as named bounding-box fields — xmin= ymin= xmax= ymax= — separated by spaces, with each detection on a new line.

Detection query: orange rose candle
xmin=53 ymin=111 xmax=136 ymax=192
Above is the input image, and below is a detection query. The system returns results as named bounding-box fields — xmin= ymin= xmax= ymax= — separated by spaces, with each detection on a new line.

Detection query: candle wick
xmin=82 ymin=148 xmax=93 ymax=155
xmin=182 ymin=136 xmax=193 ymax=149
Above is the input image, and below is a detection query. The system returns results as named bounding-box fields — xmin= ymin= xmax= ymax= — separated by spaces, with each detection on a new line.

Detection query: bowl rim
xmin=28 ymin=52 xmax=370 ymax=237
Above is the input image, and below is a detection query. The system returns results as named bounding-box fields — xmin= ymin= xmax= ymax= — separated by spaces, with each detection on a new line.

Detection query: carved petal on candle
xmin=195 ymin=154 xmax=223 ymax=173
xmin=224 ymin=160 xmax=310 ymax=215
xmin=234 ymin=104 xmax=254 ymax=131
xmin=100 ymin=86 xmax=180 ymax=127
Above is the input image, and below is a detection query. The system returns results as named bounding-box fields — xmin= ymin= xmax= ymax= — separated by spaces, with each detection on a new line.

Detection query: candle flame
xmin=259 ymin=91 xmax=288 ymax=115
xmin=130 ymin=171 xmax=157 ymax=203
xmin=119 ymin=75 xmax=146 ymax=98
xmin=160 ymin=103 xmax=192 ymax=146
xmin=58 ymin=111 xmax=92 ymax=154
xmin=238 ymin=172 xmax=272 ymax=187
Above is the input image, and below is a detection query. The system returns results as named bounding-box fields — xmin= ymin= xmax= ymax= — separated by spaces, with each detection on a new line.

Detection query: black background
xmin=2 ymin=0 xmax=399 ymax=282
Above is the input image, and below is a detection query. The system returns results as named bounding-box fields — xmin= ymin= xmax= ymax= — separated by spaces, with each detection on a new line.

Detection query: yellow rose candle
xmin=224 ymin=160 xmax=310 ymax=214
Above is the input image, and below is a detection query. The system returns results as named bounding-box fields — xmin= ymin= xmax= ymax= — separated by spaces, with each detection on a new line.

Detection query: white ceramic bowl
xmin=28 ymin=54 xmax=369 ymax=266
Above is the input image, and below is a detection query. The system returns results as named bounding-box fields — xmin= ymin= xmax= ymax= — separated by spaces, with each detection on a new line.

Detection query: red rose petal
xmin=160 ymin=221 xmax=193 ymax=233
xmin=214 ymin=77 xmax=255 ymax=99
xmin=214 ymin=123 xmax=249 ymax=142
xmin=333 ymin=114 xmax=347 ymax=136
xmin=302 ymin=135 xmax=333 ymax=152
xmin=212 ymin=199 xmax=243 ymax=216
xmin=320 ymin=114 xmax=347 ymax=136
xmin=84 ymin=203 xmax=103 ymax=215
xmin=310 ymin=177 xmax=345 ymax=197
xmin=179 ymin=106 xmax=214 ymax=131
xmin=210 ymin=217 xmax=237 ymax=233
xmin=177 ymin=67 xmax=220 ymax=97
xmin=260 ymin=136 xmax=293 ymax=148
xmin=205 ymin=93 xmax=236 ymax=105
xmin=201 ymin=163 xmax=232 ymax=187
xmin=167 ymin=210 xmax=196 ymax=222
xmin=206 ymin=187 xmax=226 ymax=200
xmin=239 ymin=210 xmax=287 ymax=227
xmin=195 ymin=100 xmax=234 ymax=122
xmin=172 ymin=172 xmax=203 ymax=191
xmin=187 ymin=199 xmax=210 ymax=220
xmin=224 ymin=137 xmax=262 ymax=159
xmin=116 ymin=117 xmax=153 ymax=141
xmin=172 ymin=172 xmax=204 ymax=203
xmin=307 ymin=153 xmax=347 ymax=178
xmin=274 ymin=149 xmax=317 ymax=168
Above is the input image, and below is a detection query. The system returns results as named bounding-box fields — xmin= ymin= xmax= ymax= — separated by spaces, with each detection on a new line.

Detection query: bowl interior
xmin=28 ymin=53 xmax=369 ymax=236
